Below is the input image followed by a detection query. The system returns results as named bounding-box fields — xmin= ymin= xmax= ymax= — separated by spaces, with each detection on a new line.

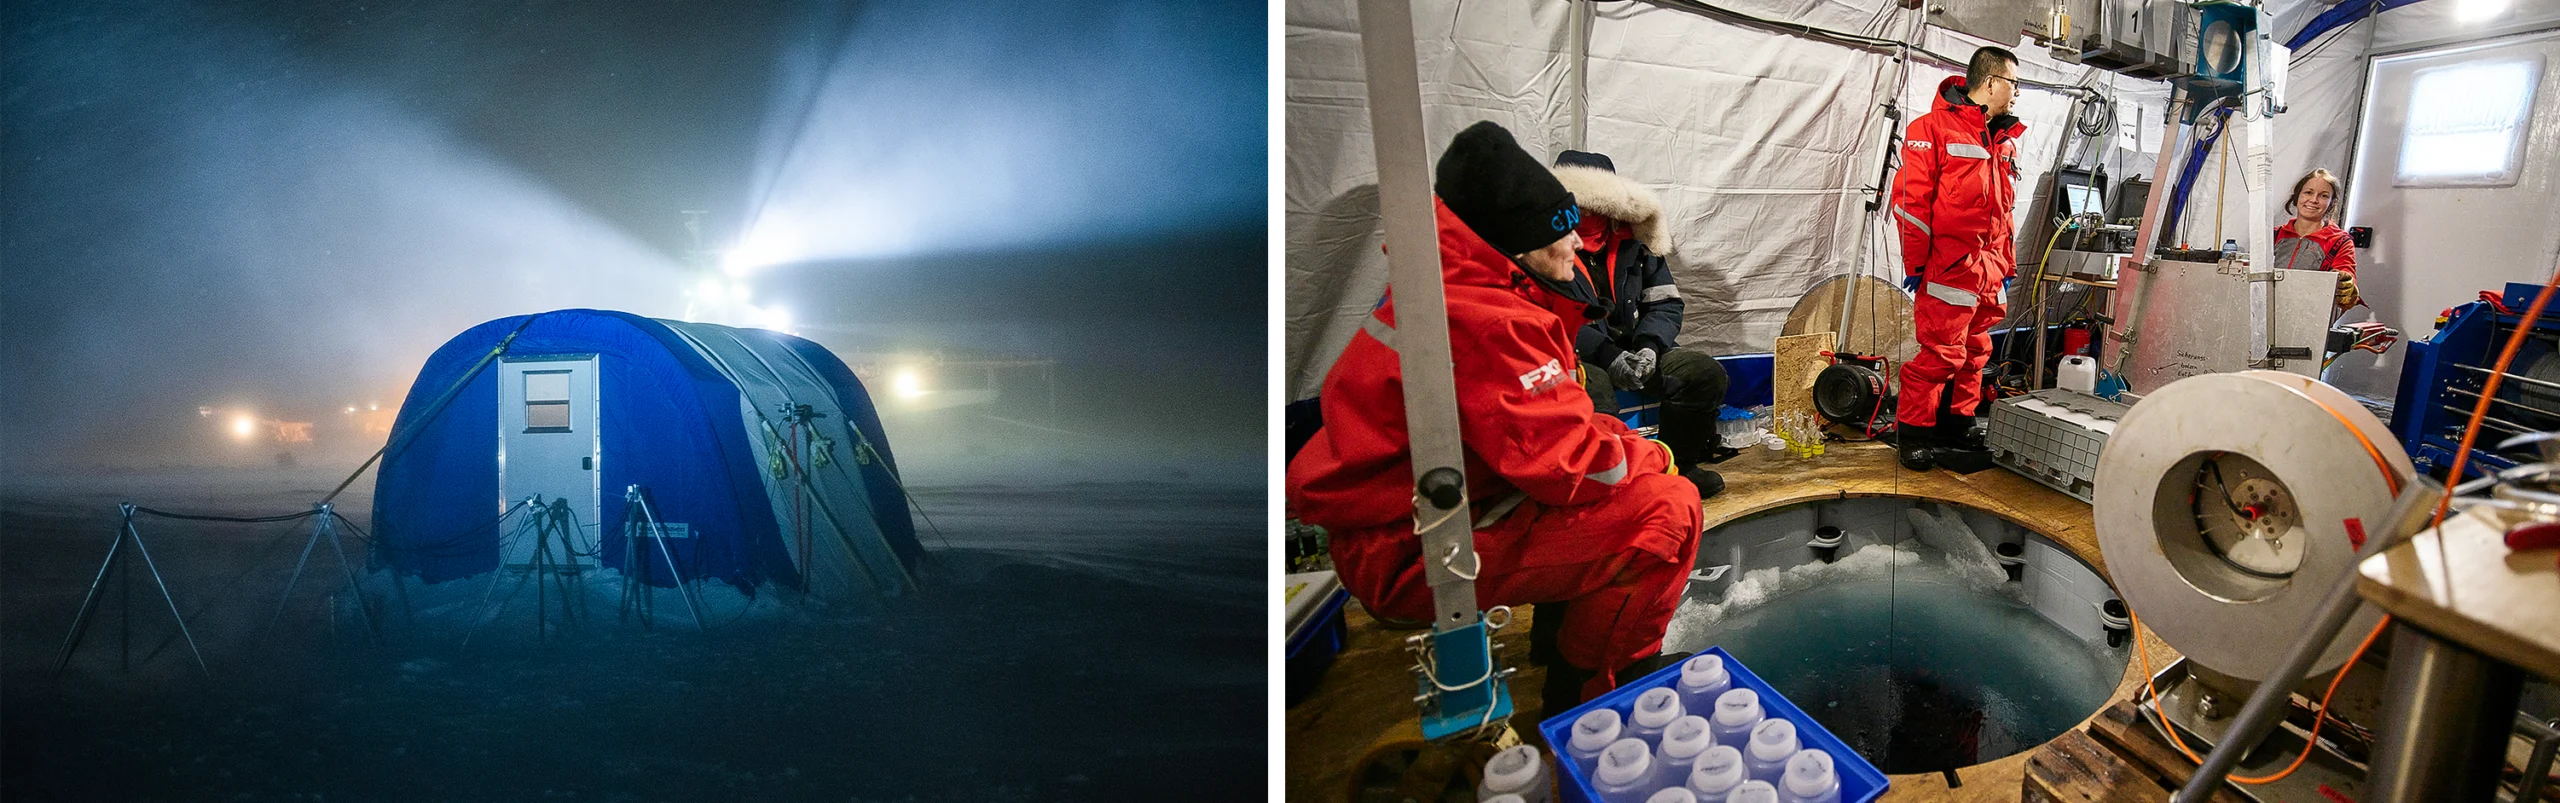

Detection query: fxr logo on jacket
xmin=1518 ymin=358 xmax=1566 ymax=394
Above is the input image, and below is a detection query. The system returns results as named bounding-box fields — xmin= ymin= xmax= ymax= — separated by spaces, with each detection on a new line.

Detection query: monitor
xmin=2112 ymin=178 xmax=2152 ymax=224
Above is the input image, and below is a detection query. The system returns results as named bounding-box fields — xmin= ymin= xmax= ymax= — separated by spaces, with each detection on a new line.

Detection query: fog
xmin=2 ymin=2 xmax=1265 ymax=799
xmin=1 ymin=0 xmax=1265 ymax=482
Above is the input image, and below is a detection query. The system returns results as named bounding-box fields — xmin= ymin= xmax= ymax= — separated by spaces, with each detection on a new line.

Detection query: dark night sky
xmin=0 ymin=0 xmax=1266 ymax=472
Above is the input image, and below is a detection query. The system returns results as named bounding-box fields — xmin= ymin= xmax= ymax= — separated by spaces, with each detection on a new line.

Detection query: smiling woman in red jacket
xmin=2272 ymin=168 xmax=2360 ymax=313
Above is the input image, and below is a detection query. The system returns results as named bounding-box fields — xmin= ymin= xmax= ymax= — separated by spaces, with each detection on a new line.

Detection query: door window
xmin=524 ymin=370 xmax=572 ymax=432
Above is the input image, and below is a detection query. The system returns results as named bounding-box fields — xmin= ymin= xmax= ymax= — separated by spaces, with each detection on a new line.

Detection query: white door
xmin=2329 ymin=29 xmax=2560 ymax=399
xmin=498 ymin=355 xmax=600 ymax=567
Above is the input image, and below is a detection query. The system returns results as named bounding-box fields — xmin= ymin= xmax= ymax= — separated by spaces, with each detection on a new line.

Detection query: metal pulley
xmin=2093 ymin=370 xmax=2414 ymax=681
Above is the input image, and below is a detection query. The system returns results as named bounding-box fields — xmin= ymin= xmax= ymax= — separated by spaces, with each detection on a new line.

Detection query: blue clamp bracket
xmin=1412 ymin=615 xmax=1515 ymax=741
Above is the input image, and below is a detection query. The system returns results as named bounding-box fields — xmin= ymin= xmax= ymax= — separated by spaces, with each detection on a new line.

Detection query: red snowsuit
xmin=1892 ymin=76 xmax=2026 ymax=430
xmin=2272 ymin=221 xmax=2361 ymax=311
xmin=1288 ymin=199 xmax=1705 ymax=700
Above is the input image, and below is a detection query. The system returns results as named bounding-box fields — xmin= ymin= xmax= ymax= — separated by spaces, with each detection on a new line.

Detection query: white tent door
xmin=498 ymin=355 xmax=600 ymax=567
xmin=2334 ymin=30 xmax=2560 ymax=398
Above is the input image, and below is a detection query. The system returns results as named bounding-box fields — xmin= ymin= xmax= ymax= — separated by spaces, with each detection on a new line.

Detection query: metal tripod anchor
xmin=53 ymin=503 xmax=211 ymax=680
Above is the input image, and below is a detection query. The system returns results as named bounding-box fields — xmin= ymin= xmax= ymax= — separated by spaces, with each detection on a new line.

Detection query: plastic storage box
xmin=1284 ymin=570 xmax=1350 ymax=704
xmin=1538 ymin=647 xmax=1887 ymax=803
xmin=1984 ymin=388 xmax=2128 ymax=504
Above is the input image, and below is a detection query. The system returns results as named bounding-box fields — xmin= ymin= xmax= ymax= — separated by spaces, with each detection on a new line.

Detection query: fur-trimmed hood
xmin=1550 ymin=164 xmax=1667 ymax=252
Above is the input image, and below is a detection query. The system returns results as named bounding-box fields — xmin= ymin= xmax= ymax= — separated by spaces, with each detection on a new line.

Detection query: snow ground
xmin=1 ymin=466 xmax=1261 ymax=802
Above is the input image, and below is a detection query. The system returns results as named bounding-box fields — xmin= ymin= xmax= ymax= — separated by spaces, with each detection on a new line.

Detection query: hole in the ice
xmin=1661 ymin=497 xmax=2131 ymax=775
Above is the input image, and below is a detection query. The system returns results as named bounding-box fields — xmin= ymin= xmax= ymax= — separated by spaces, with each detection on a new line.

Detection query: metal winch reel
xmin=2094 ymin=371 xmax=2417 ymax=797
xmin=2096 ymin=370 xmax=2413 ymax=679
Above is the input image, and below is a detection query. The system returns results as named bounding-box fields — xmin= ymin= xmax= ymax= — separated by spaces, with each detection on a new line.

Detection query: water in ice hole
xmin=1661 ymin=505 xmax=2129 ymax=773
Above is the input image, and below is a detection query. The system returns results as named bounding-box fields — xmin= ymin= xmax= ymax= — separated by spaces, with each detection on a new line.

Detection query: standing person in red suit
xmin=2272 ymin=167 xmax=2362 ymax=316
xmin=1287 ymin=121 xmax=1716 ymax=716
xmin=1889 ymin=47 xmax=2025 ymax=471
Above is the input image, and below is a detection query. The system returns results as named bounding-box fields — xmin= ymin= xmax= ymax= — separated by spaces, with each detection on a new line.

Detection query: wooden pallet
xmin=2023 ymin=702 xmax=2254 ymax=803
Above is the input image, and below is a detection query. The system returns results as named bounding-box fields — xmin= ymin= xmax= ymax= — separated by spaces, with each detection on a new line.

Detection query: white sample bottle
xmin=1628 ymin=687 xmax=1684 ymax=746
xmin=1729 ymin=780 xmax=1781 ymax=803
xmin=1568 ymin=708 xmax=1625 ymax=779
xmin=1646 ymin=788 xmax=1699 ymax=803
xmin=1591 ymin=737 xmax=1660 ymax=803
xmin=1777 ymin=749 xmax=1840 ymax=803
xmin=1478 ymin=744 xmax=1553 ymax=803
xmin=1709 ymin=688 xmax=1764 ymax=749
xmin=1685 ymin=745 xmax=1748 ymax=803
xmin=1676 ymin=655 xmax=1732 ymax=716
xmin=1484 ymin=796 xmax=1527 ymax=803
xmin=1653 ymin=715 xmax=1714 ymax=789
xmin=1744 ymin=718 xmax=1799 ymax=784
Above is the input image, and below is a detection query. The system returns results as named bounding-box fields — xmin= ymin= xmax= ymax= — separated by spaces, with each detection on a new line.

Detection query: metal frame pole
xmin=2362 ymin=622 xmax=2525 ymax=802
xmin=1356 ymin=0 xmax=1512 ymax=738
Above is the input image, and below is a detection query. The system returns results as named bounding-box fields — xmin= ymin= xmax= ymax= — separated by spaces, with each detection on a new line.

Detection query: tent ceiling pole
xmin=1569 ymin=0 xmax=1591 ymax=150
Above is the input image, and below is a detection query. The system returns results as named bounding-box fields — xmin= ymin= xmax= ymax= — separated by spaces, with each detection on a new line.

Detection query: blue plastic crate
xmin=1283 ymin=579 xmax=1350 ymax=705
xmin=1536 ymin=647 xmax=1888 ymax=803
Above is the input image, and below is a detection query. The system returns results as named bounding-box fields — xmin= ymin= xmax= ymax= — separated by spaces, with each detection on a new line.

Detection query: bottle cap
xmin=1730 ymin=780 xmax=1780 ymax=803
xmin=1482 ymin=744 xmax=1543 ymax=793
xmin=1571 ymin=708 xmax=1624 ymax=752
xmin=1659 ymin=715 xmax=1713 ymax=758
xmin=1748 ymin=718 xmax=1799 ymax=762
xmin=1687 ymin=745 xmax=1746 ymax=793
xmin=1632 ymin=687 xmax=1683 ymax=728
xmin=1713 ymin=688 xmax=1761 ymax=727
xmin=1783 ymin=749 xmax=1838 ymax=797
xmin=1680 ymin=654 xmax=1727 ymax=690
xmin=1595 ymin=738 xmax=1655 ymax=786
xmin=1646 ymin=788 xmax=1699 ymax=803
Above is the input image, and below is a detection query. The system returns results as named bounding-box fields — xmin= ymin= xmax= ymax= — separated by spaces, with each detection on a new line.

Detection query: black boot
xmin=1941 ymin=413 xmax=1986 ymax=450
xmin=1895 ymin=421 xmax=1940 ymax=471
xmin=1682 ymin=467 xmax=1725 ymax=500
xmin=1528 ymin=601 xmax=1567 ymax=668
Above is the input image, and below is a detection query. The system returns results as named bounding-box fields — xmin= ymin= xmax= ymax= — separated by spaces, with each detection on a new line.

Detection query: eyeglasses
xmin=1983 ymin=74 xmax=2018 ymax=91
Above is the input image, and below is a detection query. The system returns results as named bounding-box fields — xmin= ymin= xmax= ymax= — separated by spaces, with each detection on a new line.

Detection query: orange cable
xmin=2132 ymin=609 xmax=2391 ymax=784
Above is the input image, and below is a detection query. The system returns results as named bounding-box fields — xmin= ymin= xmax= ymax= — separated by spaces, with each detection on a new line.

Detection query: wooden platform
xmin=1285 ymin=442 xmax=2181 ymax=802
xmin=2357 ymin=506 xmax=2560 ymax=680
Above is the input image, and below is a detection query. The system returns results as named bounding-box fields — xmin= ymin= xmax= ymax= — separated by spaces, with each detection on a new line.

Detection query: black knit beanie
xmin=1435 ymin=121 xmax=1579 ymax=257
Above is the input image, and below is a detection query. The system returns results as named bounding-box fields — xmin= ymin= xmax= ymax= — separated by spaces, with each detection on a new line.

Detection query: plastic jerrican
xmin=1777 ymin=749 xmax=1840 ymax=803
xmin=1676 ymin=654 xmax=1732 ymax=716
xmin=1709 ymin=688 xmax=1763 ymax=748
xmin=1729 ymin=780 xmax=1781 ymax=803
xmin=1628 ymin=687 xmax=1684 ymax=745
xmin=2057 ymin=355 xmax=2097 ymax=393
xmin=1685 ymin=745 xmax=1748 ymax=802
xmin=1570 ymin=708 xmax=1626 ymax=777
xmin=1479 ymin=744 xmax=1553 ymax=803
xmin=1654 ymin=715 xmax=1715 ymax=793
xmin=1591 ymin=737 xmax=1660 ymax=803
xmin=1743 ymin=718 xmax=1800 ymax=784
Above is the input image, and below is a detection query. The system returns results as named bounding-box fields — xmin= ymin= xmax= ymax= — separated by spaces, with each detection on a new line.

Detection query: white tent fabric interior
xmin=1285 ymin=0 xmax=2560 ymax=406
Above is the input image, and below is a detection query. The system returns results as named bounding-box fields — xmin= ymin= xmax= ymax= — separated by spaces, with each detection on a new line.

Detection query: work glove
xmin=1902 ymin=274 xmax=1924 ymax=294
xmin=1608 ymin=347 xmax=1657 ymax=389
xmin=2335 ymin=274 xmax=2359 ymax=308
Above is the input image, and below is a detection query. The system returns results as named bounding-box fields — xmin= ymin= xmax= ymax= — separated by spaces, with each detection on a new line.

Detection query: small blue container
xmin=1537 ymin=647 xmax=1887 ymax=803
xmin=1284 ymin=571 xmax=1351 ymax=705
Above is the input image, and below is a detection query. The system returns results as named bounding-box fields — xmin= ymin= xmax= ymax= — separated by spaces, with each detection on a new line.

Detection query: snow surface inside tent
xmin=369 ymin=309 xmax=917 ymax=598
xmin=1283 ymin=0 xmax=2376 ymax=402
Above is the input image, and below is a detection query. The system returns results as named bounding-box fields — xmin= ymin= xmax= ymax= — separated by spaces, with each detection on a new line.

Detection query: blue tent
xmin=370 ymin=309 xmax=921 ymax=600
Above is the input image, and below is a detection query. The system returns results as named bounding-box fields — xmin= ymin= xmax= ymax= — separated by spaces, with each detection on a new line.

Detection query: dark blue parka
xmin=1554 ymin=162 xmax=1684 ymax=369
